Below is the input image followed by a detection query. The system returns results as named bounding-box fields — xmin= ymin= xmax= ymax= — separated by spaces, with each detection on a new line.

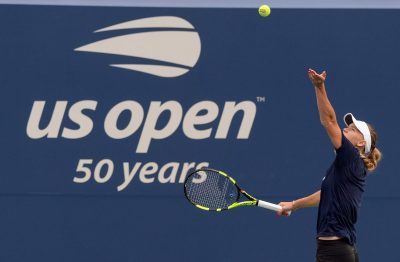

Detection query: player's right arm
xmin=277 ymin=191 xmax=320 ymax=215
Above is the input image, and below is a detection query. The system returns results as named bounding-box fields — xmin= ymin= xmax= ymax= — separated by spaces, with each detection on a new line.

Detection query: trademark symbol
xmin=256 ymin=96 xmax=266 ymax=103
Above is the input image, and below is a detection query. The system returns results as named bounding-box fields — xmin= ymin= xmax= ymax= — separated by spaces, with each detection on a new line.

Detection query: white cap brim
xmin=343 ymin=113 xmax=371 ymax=154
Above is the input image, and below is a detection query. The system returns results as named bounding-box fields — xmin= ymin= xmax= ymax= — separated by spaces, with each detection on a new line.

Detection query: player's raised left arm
xmin=308 ymin=69 xmax=341 ymax=149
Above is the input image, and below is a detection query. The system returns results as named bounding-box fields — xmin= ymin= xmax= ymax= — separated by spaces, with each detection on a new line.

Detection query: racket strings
xmin=185 ymin=170 xmax=238 ymax=209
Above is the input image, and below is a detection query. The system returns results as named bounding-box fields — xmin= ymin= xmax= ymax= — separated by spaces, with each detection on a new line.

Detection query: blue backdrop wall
xmin=0 ymin=5 xmax=399 ymax=262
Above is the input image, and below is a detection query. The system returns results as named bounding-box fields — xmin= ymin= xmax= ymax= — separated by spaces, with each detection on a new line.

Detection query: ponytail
xmin=361 ymin=147 xmax=382 ymax=172
xmin=361 ymin=124 xmax=382 ymax=172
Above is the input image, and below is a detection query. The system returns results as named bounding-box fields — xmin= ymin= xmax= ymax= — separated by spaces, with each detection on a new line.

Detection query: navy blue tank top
xmin=317 ymin=133 xmax=367 ymax=245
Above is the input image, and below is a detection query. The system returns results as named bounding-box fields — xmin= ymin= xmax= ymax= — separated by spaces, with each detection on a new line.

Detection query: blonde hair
xmin=360 ymin=124 xmax=382 ymax=172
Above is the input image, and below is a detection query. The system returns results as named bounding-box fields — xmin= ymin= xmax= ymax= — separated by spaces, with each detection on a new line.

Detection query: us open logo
xmin=75 ymin=16 xmax=201 ymax=77
xmin=25 ymin=17 xmax=258 ymax=189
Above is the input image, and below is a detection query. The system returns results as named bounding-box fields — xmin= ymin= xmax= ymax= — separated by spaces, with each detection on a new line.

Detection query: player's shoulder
xmin=335 ymin=133 xmax=360 ymax=160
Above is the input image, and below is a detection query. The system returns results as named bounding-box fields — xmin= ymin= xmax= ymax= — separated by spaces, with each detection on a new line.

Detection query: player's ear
xmin=356 ymin=140 xmax=366 ymax=148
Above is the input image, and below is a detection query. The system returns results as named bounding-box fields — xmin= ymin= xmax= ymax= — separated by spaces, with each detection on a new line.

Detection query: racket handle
xmin=257 ymin=200 xmax=292 ymax=216
xmin=257 ymin=200 xmax=282 ymax=211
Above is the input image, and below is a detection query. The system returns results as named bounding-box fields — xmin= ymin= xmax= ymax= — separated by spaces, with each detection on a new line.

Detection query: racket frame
xmin=184 ymin=168 xmax=268 ymax=212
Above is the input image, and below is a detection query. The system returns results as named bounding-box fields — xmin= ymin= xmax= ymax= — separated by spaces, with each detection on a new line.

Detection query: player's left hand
xmin=308 ymin=68 xmax=327 ymax=88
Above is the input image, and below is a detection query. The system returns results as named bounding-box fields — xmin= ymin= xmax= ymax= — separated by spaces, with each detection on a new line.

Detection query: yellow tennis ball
xmin=258 ymin=5 xmax=271 ymax=17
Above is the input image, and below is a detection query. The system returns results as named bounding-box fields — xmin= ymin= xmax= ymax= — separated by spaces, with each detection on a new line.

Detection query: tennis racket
xmin=184 ymin=168 xmax=290 ymax=215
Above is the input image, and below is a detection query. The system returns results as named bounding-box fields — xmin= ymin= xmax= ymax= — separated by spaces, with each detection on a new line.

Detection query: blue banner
xmin=0 ymin=5 xmax=398 ymax=262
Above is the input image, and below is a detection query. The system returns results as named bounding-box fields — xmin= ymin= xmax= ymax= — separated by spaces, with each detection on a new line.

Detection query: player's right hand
xmin=277 ymin=201 xmax=294 ymax=216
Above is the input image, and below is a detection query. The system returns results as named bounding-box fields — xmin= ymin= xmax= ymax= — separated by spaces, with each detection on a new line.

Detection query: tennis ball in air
xmin=258 ymin=5 xmax=271 ymax=17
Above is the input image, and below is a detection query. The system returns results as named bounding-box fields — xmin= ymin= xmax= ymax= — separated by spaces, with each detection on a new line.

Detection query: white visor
xmin=343 ymin=113 xmax=371 ymax=154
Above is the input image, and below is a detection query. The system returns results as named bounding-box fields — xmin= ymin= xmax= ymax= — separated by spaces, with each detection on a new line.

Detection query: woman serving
xmin=278 ymin=69 xmax=382 ymax=262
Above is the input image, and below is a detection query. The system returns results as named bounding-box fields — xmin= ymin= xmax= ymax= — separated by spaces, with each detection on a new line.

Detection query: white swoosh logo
xmin=75 ymin=16 xmax=201 ymax=78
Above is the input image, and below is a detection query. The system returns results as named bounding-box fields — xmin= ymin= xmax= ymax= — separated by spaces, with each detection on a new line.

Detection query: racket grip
xmin=257 ymin=200 xmax=282 ymax=212
xmin=257 ymin=200 xmax=292 ymax=216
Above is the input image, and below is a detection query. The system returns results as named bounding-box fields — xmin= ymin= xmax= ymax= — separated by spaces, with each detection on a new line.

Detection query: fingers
xmin=277 ymin=202 xmax=291 ymax=217
xmin=308 ymin=68 xmax=319 ymax=80
xmin=308 ymin=69 xmax=316 ymax=81
xmin=276 ymin=202 xmax=284 ymax=216
xmin=276 ymin=202 xmax=283 ymax=216
xmin=308 ymin=68 xmax=326 ymax=77
xmin=308 ymin=68 xmax=326 ymax=86
xmin=279 ymin=208 xmax=290 ymax=216
xmin=308 ymin=68 xmax=319 ymax=78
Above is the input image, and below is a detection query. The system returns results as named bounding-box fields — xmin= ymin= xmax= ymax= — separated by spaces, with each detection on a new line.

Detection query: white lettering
xmin=26 ymin=101 xmax=67 ymax=138
xmin=62 ymin=100 xmax=97 ymax=139
xmin=178 ymin=162 xmax=209 ymax=183
xmin=27 ymin=100 xmax=257 ymax=153
xmin=215 ymin=101 xmax=256 ymax=139
xmin=158 ymin=162 xmax=179 ymax=183
xmin=93 ymin=159 xmax=114 ymax=183
xmin=178 ymin=162 xmax=197 ymax=183
xmin=74 ymin=159 xmax=93 ymax=183
xmin=183 ymin=101 xmax=219 ymax=139
xmin=75 ymin=159 xmax=210 ymax=189
xmin=104 ymin=101 xmax=144 ymax=139
xmin=117 ymin=162 xmax=142 ymax=191
xmin=139 ymin=162 xmax=158 ymax=183
xmin=137 ymin=101 xmax=182 ymax=153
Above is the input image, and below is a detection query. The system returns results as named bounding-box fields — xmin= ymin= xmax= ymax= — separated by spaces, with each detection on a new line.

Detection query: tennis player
xmin=278 ymin=69 xmax=382 ymax=262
